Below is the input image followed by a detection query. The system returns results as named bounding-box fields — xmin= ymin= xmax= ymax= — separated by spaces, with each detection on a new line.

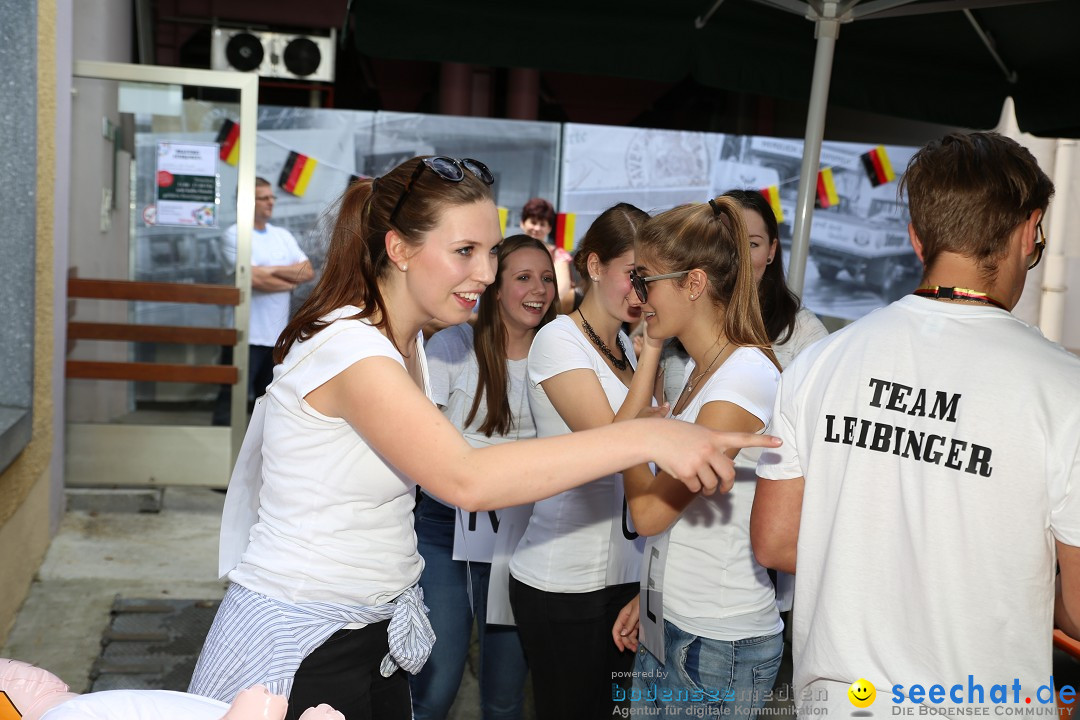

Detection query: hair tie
xmin=371 ymin=176 xmax=381 ymax=195
xmin=707 ymin=198 xmax=722 ymax=216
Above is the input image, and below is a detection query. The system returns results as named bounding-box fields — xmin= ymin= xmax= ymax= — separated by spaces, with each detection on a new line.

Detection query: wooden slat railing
xmin=68 ymin=278 xmax=240 ymax=305
xmin=66 ymin=361 xmax=237 ymax=385
xmin=66 ymin=275 xmax=241 ymax=384
xmin=68 ymin=322 xmax=237 ymax=346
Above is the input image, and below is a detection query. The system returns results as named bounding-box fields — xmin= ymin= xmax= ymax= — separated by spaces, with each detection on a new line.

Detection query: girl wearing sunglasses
xmin=410 ymin=235 xmax=558 ymax=720
xmin=612 ymin=196 xmax=785 ymax=718
xmin=190 ymin=158 xmax=778 ymax=720
xmin=508 ymin=203 xmax=662 ymax=719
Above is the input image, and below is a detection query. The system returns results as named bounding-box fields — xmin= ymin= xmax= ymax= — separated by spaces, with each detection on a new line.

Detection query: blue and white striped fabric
xmin=188 ymin=582 xmax=435 ymax=703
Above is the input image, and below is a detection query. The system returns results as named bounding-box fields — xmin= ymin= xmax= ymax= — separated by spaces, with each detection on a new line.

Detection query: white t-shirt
xmin=229 ymin=306 xmax=427 ymax=606
xmin=223 ymin=222 xmax=309 ymax=347
xmin=756 ymin=296 xmax=1080 ymax=714
xmin=772 ymin=305 xmax=829 ymax=370
xmin=663 ymin=347 xmax=783 ymax=641
xmin=424 ymin=323 xmax=535 ymax=506
xmin=510 ymin=314 xmax=642 ymax=592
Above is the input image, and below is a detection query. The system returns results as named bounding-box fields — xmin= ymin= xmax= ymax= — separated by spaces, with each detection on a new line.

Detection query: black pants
xmin=509 ymin=576 xmax=637 ymax=720
xmin=285 ymin=619 xmax=411 ymax=720
xmin=211 ymin=344 xmax=276 ymax=425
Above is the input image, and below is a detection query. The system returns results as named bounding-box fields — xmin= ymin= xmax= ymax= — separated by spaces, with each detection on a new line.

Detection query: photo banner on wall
xmin=155 ymin=142 xmax=219 ymax=227
xmin=558 ymin=124 xmax=918 ymax=321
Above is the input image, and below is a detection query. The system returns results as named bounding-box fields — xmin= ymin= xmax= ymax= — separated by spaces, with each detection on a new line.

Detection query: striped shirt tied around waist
xmin=188 ymin=582 xmax=435 ymax=702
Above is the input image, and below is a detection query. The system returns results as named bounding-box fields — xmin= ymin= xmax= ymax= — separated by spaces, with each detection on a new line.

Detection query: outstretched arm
xmin=624 ymin=400 xmax=763 ymax=536
xmin=306 ymin=356 xmax=780 ymax=511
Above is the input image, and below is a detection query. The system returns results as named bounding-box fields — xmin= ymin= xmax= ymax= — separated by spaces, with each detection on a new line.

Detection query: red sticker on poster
xmin=156 ymin=170 xmax=174 ymax=187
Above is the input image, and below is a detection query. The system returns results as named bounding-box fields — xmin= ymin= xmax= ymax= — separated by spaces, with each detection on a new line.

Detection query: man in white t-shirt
xmin=752 ymin=132 xmax=1080 ymax=716
xmin=213 ymin=177 xmax=313 ymax=424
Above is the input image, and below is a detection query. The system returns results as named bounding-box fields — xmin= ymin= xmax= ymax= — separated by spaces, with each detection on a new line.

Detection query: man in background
xmin=752 ymin=132 xmax=1079 ymax=714
xmin=213 ymin=177 xmax=313 ymax=424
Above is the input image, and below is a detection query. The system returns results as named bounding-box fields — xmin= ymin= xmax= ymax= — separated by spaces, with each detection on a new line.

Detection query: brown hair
xmin=573 ymin=202 xmax=649 ymax=281
xmin=274 ymin=156 xmax=495 ymax=362
xmin=467 ymin=235 xmax=559 ymax=436
xmin=521 ymin=197 xmax=555 ymax=227
xmin=255 ymin=176 xmax=271 ymax=188
xmin=899 ymin=131 xmax=1053 ymax=281
xmin=722 ymin=189 xmax=800 ymax=345
xmin=636 ymin=196 xmax=779 ymax=369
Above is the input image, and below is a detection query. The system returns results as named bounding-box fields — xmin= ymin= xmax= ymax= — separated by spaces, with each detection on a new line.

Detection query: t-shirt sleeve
xmin=700 ymin=351 xmax=778 ymax=427
xmin=290 ymin=323 xmax=402 ymax=401
xmin=527 ymin=319 xmax=593 ymax=386
xmin=221 ymin=224 xmax=238 ymax=270
xmin=756 ymin=363 xmax=804 ymax=481
xmin=425 ymin=325 xmax=472 ymax=407
xmin=282 ymin=228 xmax=309 ymax=264
xmin=1050 ymin=440 xmax=1080 ymax=547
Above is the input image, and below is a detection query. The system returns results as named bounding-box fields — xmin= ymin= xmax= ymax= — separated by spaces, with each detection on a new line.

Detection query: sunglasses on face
xmin=1028 ymin=221 xmax=1046 ymax=270
xmin=388 ymin=156 xmax=495 ymax=225
xmin=629 ymin=268 xmax=691 ymax=304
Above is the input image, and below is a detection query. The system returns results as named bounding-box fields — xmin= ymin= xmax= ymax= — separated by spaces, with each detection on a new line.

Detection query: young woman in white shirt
xmin=508 ymin=203 xmax=659 ymax=719
xmin=189 ymin=158 xmax=778 ymax=720
xmin=411 ymin=235 xmax=558 ymax=720
xmin=660 ymin=189 xmax=827 ymax=399
xmin=612 ymin=196 xmax=785 ymax=718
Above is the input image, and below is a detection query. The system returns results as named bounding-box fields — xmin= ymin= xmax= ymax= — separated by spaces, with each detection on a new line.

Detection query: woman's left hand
xmin=612 ymin=595 xmax=641 ymax=652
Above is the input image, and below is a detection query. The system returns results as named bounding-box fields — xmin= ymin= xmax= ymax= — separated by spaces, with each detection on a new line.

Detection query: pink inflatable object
xmin=0 ymin=659 xmax=344 ymax=720
xmin=0 ymin=659 xmax=79 ymax=719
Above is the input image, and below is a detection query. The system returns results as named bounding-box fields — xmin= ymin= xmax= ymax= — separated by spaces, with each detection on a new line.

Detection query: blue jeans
xmin=410 ymin=497 xmax=528 ymax=720
xmin=632 ymin=619 xmax=783 ymax=718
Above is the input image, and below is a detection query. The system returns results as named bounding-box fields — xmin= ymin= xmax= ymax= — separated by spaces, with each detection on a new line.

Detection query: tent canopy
xmin=351 ymin=0 xmax=1080 ymax=138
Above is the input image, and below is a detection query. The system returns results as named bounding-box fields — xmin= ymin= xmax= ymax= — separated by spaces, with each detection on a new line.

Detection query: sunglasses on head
xmin=388 ymin=156 xmax=494 ymax=225
xmin=629 ymin=268 xmax=691 ymax=304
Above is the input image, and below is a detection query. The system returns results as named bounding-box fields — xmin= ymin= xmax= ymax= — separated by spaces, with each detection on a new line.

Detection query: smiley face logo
xmin=848 ymin=678 xmax=876 ymax=708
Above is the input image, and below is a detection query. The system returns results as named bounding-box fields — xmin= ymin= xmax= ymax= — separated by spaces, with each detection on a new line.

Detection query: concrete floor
xmin=0 ymin=487 xmax=487 ymax=718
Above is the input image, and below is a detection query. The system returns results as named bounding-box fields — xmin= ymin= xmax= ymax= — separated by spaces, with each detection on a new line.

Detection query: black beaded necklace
xmin=576 ymin=308 xmax=629 ymax=372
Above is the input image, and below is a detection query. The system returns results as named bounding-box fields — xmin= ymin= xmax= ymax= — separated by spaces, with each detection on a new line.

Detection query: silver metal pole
xmin=788 ymin=1 xmax=840 ymax=298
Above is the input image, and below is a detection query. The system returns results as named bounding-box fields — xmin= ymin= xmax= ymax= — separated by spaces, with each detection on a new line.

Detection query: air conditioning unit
xmin=211 ymin=27 xmax=336 ymax=83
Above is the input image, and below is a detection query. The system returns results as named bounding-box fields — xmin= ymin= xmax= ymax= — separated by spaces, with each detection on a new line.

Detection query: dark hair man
xmin=752 ymin=132 xmax=1078 ymax=715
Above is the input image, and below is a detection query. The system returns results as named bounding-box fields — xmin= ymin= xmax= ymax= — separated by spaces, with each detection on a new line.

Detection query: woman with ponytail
xmin=411 ymin=235 xmax=557 ymax=720
xmin=611 ymin=197 xmax=785 ymax=718
xmin=189 ymin=158 xmax=778 ymax=720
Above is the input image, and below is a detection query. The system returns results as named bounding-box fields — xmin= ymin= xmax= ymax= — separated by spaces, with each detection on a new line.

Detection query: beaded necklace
xmin=576 ymin=308 xmax=629 ymax=372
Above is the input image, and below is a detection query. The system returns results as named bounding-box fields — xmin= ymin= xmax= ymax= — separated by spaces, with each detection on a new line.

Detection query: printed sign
xmin=155 ymin=142 xmax=218 ymax=227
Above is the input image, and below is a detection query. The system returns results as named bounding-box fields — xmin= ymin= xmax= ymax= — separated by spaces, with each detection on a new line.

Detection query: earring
xmin=766 ymin=257 xmax=774 ymax=265
xmin=591 ymin=276 xmax=599 ymax=282
xmin=400 ymin=263 xmax=408 ymax=272
xmin=690 ymin=294 xmax=697 ymax=300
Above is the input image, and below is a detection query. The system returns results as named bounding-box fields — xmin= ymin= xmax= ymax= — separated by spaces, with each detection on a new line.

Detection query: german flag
xmin=816 ymin=168 xmax=839 ymax=209
xmin=279 ymin=151 xmax=317 ymax=197
xmin=497 ymin=207 xmax=509 ymax=237
xmin=555 ymin=212 xmax=576 ymax=252
xmin=759 ymin=185 xmax=785 ymax=224
xmin=860 ymin=145 xmax=896 ymax=187
xmin=215 ymin=119 xmax=240 ymax=166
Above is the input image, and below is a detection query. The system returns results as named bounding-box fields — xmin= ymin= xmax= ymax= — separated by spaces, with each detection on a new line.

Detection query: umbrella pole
xmin=788 ymin=1 xmax=841 ymax=298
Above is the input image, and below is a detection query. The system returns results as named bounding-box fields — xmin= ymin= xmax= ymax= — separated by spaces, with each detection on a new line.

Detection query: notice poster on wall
xmin=155 ymin=142 xmax=218 ymax=227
